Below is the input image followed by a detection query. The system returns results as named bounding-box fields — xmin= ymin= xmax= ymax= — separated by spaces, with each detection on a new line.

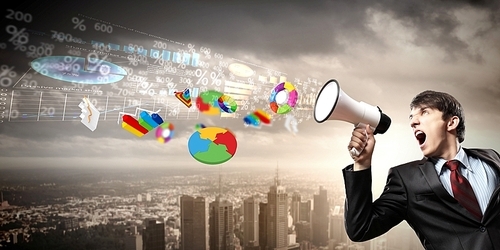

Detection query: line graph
xmin=2 ymin=89 xmax=199 ymax=123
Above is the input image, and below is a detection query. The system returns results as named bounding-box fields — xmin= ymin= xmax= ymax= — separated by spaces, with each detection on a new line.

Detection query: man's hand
xmin=348 ymin=124 xmax=376 ymax=171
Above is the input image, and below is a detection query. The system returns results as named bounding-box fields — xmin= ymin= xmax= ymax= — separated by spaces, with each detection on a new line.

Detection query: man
xmin=344 ymin=90 xmax=500 ymax=249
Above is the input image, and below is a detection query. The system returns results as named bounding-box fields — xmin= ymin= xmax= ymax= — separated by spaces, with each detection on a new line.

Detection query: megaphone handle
xmin=350 ymin=123 xmax=372 ymax=157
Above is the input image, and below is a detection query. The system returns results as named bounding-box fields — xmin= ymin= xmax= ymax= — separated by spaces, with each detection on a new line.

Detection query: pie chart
xmin=187 ymin=127 xmax=237 ymax=165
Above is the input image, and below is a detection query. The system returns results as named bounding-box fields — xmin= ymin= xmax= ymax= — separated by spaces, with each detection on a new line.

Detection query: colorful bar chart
xmin=121 ymin=111 xmax=164 ymax=137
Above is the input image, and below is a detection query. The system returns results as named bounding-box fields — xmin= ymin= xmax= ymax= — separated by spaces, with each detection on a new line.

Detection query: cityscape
xmin=0 ymin=165 xmax=423 ymax=250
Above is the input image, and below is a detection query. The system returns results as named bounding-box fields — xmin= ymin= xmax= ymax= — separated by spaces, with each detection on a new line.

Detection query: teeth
xmin=415 ymin=131 xmax=423 ymax=136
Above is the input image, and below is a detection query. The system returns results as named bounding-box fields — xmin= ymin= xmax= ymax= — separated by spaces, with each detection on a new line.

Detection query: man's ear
xmin=447 ymin=116 xmax=459 ymax=132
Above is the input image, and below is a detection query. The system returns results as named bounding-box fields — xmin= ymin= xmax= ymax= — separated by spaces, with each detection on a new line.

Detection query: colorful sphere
xmin=269 ymin=82 xmax=298 ymax=114
xmin=155 ymin=122 xmax=174 ymax=143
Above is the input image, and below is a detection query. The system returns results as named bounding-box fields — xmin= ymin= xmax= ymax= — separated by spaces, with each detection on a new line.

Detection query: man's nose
xmin=410 ymin=116 xmax=419 ymax=128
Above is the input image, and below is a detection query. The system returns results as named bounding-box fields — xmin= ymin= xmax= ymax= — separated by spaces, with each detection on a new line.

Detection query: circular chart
xmin=217 ymin=94 xmax=237 ymax=113
xmin=31 ymin=56 xmax=127 ymax=84
xmin=156 ymin=122 xmax=174 ymax=143
xmin=187 ymin=127 xmax=237 ymax=165
xmin=269 ymin=82 xmax=298 ymax=114
xmin=195 ymin=90 xmax=223 ymax=116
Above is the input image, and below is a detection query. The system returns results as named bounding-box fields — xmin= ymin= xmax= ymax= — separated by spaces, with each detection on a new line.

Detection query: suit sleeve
xmin=342 ymin=165 xmax=408 ymax=242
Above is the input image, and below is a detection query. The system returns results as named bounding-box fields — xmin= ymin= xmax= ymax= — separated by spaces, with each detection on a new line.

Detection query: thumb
xmin=366 ymin=124 xmax=374 ymax=136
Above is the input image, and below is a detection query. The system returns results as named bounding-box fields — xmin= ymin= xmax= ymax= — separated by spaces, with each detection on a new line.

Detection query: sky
xmin=0 ymin=0 xmax=499 ymax=193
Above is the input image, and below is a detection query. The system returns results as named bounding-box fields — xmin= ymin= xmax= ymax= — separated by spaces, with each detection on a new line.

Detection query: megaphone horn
xmin=313 ymin=79 xmax=391 ymax=135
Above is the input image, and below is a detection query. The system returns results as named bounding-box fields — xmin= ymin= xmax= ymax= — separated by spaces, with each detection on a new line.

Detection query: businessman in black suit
xmin=344 ymin=90 xmax=500 ymax=249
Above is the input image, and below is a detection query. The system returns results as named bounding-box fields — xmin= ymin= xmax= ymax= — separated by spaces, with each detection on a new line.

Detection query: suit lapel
xmin=418 ymin=159 xmax=478 ymax=221
xmin=465 ymin=148 xmax=500 ymax=222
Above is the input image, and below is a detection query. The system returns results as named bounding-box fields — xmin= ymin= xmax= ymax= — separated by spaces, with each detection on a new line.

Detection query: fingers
xmin=348 ymin=128 xmax=367 ymax=157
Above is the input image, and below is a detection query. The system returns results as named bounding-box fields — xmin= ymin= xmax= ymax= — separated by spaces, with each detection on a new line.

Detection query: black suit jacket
xmin=342 ymin=148 xmax=500 ymax=250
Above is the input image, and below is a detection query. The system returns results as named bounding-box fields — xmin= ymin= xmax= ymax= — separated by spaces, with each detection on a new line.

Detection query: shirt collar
xmin=432 ymin=146 xmax=472 ymax=175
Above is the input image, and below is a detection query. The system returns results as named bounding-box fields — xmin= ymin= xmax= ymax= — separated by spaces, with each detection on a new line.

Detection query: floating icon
xmin=194 ymin=123 xmax=206 ymax=131
xmin=79 ymin=96 xmax=100 ymax=131
xmin=284 ymin=114 xmax=298 ymax=135
xmin=122 ymin=111 xmax=164 ymax=137
xmin=156 ymin=122 xmax=174 ymax=143
xmin=269 ymin=82 xmax=298 ymax=115
xmin=243 ymin=109 xmax=271 ymax=128
xmin=175 ymin=88 xmax=192 ymax=108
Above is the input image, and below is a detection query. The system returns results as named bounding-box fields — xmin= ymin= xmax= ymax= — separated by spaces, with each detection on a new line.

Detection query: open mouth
xmin=415 ymin=131 xmax=426 ymax=146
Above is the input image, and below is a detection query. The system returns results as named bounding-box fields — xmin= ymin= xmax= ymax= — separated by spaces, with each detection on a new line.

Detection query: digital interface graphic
xmin=0 ymin=11 xmax=320 ymax=126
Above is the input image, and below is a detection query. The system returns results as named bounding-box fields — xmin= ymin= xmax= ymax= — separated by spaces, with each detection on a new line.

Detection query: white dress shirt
xmin=432 ymin=147 xmax=499 ymax=214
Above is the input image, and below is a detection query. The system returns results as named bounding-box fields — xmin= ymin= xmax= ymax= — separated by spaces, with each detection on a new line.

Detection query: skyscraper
xmin=299 ymin=200 xmax=312 ymax=223
xmin=266 ymin=166 xmax=288 ymax=250
xmin=143 ymin=219 xmax=165 ymax=250
xmin=259 ymin=202 xmax=268 ymax=250
xmin=243 ymin=196 xmax=259 ymax=249
xmin=290 ymin=192 xmax=301 ymax=226
xmin=312 ymin=186 xmax=329 ymax=247
xmin=210 ymin=197 xmax=234 ymax=250
xmin=180 ymin=195 xmax=209 ymax=250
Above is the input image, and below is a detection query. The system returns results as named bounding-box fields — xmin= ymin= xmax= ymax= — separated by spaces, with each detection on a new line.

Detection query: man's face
xmin=409 ymin=106 xmax=449 ymax=157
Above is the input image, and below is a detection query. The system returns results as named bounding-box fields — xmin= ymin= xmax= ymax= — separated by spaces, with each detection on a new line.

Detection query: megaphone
xmin=314 ymin=79 xmax=391 ymax=155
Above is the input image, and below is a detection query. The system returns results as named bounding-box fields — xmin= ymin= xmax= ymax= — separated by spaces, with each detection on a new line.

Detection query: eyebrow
xmin=409 ymin=106 xmax=429 ymax=120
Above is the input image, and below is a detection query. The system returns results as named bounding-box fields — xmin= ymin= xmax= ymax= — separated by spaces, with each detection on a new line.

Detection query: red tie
xmin=445 ymin=160 xmax=482 ymax=221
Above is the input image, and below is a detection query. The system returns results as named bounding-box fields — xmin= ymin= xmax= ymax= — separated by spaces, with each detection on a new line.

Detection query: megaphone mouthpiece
xmin=313 ymin=79 xmax=391 ymax=135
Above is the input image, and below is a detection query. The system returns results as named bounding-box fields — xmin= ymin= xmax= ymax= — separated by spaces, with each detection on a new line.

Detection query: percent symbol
xmin=72 ymin=17 xmax=86 ymax=31
xmin=0 ymin=65 xmax=17 ymax=88
xmin=188 ymin=43 xmax=196 ymax=53
xmin=210 ymin=71 xmax=222 ymax=86
xmin=138 ymin=82 xmax=156 ymax=96
xmin=63 ymin=56 xmax=81 ymax=72
xmin=87 ymin=53 xmax=111 ymax=75
xmin=194 ymin=69 xmax=208 ymax=86
xmin=31 ymin=61 xmax=48 ymax=75
xmin=6 ymin=25 xmax=29 ymax=44
xmin=91 ymin=86 xmax=103 ymax=95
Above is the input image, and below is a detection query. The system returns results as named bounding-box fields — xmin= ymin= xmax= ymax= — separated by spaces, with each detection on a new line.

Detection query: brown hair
xmin=410 ymin=90 xmax=465 ymax=143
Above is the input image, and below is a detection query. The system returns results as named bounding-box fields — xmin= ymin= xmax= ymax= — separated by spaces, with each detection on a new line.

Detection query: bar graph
xmin=91 ymin=40 xmax=200 ymax=67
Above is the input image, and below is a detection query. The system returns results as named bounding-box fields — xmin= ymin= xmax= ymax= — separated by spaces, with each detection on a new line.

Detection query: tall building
xmin=312 ymin=186 xmax=329 ymax=247
xmin=210 ymin=197 xmax=234 ymax=250
xmin=243 ymin=196 xmax=259 ymax=249
xmin=143 ymin=219 xmax=165 ymax=250
xmin=125 ymin=234 xmax=143 ymax=250
xmin=266 ymin=167 xmax=288 ymax=250
xmin=290 ymin=192 xmax=301 ymax=226
xmin=137 ymin=194 xmax=143 ymax=202
xmin=299 ymin=200 xmax=312 ymax=223
xmin=180 ymin=195 xmax=209 ymax=250
xmin=259 ymin=202 xmax=268 ymax=250
xmin=146 ymin=193 xmax=152 ymax=202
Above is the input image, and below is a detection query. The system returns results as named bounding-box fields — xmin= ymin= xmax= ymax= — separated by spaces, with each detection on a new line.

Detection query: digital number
xmin=92 ymin=43 xmax=111 ymax=52
xmin=20 ymin=79 xmax=38 ymax=88
xmin=5 ymin=9 xmax=32 ymax=23
xmin=94 ymin=23 xmax=113 ymax=33
xmin=153 ymin=41 xmax=168 ymax=49
xmin=127 ymin=99 xmax=140 ymax=106
xmin=71 ymin=82 xmax=85 ymax=89
xmin=90 ymin=98 xmax=98 ymax=107
xmin=117 ymin=88 xmax=130 ymax=96
xmin=40 ymin=106 xmax=55 ymax=116
xmin=214 ymin=53 xmax=223 ymax=59
xmin=50 ymin=30 xmax=83 ymax=43
xmin=9 ymin=109 xmax=19 ymax=119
